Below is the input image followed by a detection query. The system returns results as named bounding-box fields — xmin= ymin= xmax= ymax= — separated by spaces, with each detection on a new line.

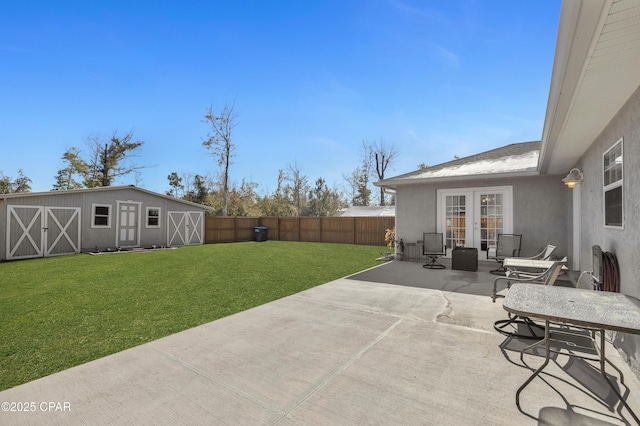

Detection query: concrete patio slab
xmin=1 ymin=261 xmax=638 ymax=425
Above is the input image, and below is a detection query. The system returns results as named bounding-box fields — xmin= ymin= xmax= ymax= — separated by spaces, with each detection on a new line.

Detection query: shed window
xmin=92 ymin=204 xmax=111 ymax=228
xmin=603 ymin=138 xmax=623 ymax=228
xmin=146 ymin=207 xmax=161 ymax=228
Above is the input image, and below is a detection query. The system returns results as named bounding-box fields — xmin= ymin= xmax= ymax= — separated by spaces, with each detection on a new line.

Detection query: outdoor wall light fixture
xmin=562 ymin=168 xmax=583 ymax=188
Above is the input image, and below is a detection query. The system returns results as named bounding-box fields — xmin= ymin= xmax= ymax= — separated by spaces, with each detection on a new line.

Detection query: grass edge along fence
xmin=205 ymin=216 xmax=395 ymax=246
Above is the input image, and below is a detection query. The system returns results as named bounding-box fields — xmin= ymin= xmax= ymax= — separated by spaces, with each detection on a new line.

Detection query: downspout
xmin=572 ymin=182 xmax=581 ymax=271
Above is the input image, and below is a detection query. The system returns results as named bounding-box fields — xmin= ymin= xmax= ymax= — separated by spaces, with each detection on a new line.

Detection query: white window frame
xmin=146 ymin=207 xmax=161 ymax=229
xmin=603 ymin=138 xmax=624 ymax=229
xmin=91 ymin=203 xmax=111 ymax=228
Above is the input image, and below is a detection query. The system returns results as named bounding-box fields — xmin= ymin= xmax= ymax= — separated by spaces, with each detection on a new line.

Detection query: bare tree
xmin=342 ymin=168 xmax=360 ymax=205
xmin=371 ymin=140 xmax=398 ymax=206
xmin=81 ymin=130 xmax=145 ymax=187
xmin=284 ymin=161 xmax=309 ymax=214
xmin=202 ymin=101 xmax=237 ymax=216
xmin=348 ymin=141 xmax=373 ymax=206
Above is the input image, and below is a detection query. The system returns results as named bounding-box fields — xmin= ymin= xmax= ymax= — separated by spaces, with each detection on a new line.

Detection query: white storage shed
xmin=0 ymin=185 xmax=211 ymax=261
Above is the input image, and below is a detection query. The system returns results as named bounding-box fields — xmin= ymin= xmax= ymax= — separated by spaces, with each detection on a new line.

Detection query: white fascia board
xmin=538 ymin=0 xmax=610 ymax=174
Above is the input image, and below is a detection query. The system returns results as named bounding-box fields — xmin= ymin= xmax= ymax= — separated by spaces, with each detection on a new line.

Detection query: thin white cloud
xmin=319 ymin=75 xmax=360 ymax=106
xmin=388 ymin=0 xmax=436 ymax=22
xmin=433 ymin=44 xmax=460 ymax=68
xmin=385 ymin=1 xmax=460 ymax=68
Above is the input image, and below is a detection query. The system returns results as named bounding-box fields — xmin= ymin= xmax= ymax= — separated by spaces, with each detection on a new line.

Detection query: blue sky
xmin=1 ymin=0 xmax=561 ymax=196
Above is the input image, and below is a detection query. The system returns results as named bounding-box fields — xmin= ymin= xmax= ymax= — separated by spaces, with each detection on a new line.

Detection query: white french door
xmin=436 ymin=186 xmax=513 ymax=260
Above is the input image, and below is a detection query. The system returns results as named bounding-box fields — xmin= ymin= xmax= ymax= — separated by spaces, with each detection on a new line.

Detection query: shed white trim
xmin=168 ymin=211 xmax=204 ymax=246
xmin=6 ymin=205 xmax=81 ymax=260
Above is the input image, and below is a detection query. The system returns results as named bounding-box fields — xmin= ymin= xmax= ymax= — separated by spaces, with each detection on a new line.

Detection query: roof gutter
xmin=375 ymin=169 xmax=541 ymax=189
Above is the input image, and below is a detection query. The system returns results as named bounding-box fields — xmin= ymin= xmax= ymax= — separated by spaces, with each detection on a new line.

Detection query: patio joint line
xmin=274 ymin=317 xmax=405 ymax=424
xmin=290 ymin=294 xmax=404 ymax=318
xmin=148 ymin=344 xmax=285 ymax=417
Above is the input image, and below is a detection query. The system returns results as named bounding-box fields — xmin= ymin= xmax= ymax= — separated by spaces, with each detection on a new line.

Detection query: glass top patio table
xmin=503 ymin=284 xmax=640 ymax=422
xmin=503 ymin=284 xmax=640 ymax=334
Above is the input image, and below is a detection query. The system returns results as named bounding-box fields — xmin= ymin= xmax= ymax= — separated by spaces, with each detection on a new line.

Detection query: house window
xmin=603 ymin=138 xmax=623 ymax=228
xmin=146 ymin=207 xmax=161 ymax=228
xmin=92 ymin=204 xmax=111 ymax=228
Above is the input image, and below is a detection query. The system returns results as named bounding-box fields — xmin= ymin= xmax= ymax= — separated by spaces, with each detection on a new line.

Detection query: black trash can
xmin=254 ymin=226 xmax=268 ymax=242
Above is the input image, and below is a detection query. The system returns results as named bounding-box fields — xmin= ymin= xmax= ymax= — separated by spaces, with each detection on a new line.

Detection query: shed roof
xmin=0 ymin=185 xmax=213 ymax=210
xmin=376 ymin=141 xmax=540 ymax=188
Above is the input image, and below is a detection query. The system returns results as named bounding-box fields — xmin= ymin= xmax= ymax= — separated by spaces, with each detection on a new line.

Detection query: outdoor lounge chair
xmin=487 ymin=233 xmax=522 ymax=275
xmin=422 ymin=232 xmax=445 ymax=269
xmin=524 ymin=244 xmax=556 ymax=261
xmin=492 ymin=257 xmax=567 ymax=302
xmin=492 ymin=260 xmax=566 ymax=338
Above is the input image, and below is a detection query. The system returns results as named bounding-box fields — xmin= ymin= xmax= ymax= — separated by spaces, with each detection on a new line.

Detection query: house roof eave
xmin=375 ymin=169 xmax=540 ymax=189
xmin=539 ymin=0 xmax=640 ymax=175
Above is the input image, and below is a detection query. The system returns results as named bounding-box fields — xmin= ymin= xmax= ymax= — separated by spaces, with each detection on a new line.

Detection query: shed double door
xmin=6 ymin=205 xmax=81 ymax=260
xmin=167 ymin=211 xmax=203 ymax=246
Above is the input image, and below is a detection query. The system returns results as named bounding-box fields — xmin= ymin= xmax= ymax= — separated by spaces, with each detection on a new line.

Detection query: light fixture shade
xmin=562 ymin=168 xmax=583 ymax=188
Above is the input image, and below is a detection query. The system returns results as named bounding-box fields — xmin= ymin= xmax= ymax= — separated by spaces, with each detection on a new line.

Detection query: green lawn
xmin=0 ymin=241 xmax=384 ymax=391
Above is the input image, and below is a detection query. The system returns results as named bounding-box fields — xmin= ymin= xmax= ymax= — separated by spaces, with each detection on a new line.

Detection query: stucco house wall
xmin=571 ymin=84 xmax=640 ymax=371
xmin=395 ymin=174 xmax=568 ymax=260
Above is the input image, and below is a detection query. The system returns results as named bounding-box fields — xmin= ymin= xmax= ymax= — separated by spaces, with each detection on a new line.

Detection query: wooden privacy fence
xmin=205 ymin=216 xmax=395 ymax=246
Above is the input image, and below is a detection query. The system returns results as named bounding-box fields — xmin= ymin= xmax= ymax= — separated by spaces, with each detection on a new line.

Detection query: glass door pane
xmin=444 ymin=195 xmax=467 ymax=250
xmin=479 ymin=192 xmax=504 ymax=256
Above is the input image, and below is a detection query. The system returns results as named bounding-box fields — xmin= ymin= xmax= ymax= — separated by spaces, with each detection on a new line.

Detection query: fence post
xmin=353 ymin=217 xmax=356 ymax=244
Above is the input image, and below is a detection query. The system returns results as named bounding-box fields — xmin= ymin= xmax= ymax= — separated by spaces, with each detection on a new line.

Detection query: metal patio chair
xmin=487 ymin=233 xmax=522 ymax=275
xmin=422 ymin=232 xmax=446 ymax=269
xmin=492 ymin=261 xmax=566 ymax=338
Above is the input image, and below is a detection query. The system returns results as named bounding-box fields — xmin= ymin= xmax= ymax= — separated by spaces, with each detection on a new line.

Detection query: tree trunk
xmin=222 ymin=150 xmax=230 ymax=216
